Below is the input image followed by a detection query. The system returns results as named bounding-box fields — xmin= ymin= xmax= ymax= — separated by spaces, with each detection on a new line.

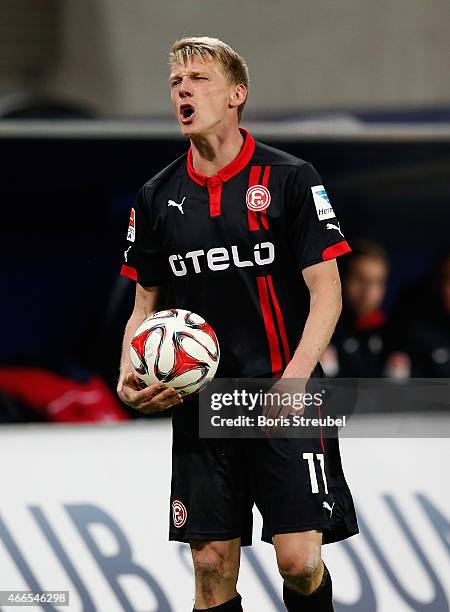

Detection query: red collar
xmin=355 ymin=309 xmax=386 ymax=331
xmin=187 ymin=128 xmax=256 ymax=186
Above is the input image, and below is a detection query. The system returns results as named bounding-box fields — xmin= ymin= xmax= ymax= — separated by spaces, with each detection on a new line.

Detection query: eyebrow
xmin=169 ymin=70 xmax=207 ymax=82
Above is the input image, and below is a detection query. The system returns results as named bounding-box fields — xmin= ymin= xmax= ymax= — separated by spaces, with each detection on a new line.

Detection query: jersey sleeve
xmin=120 ymin=185 xmax=168 ymax=286
xmin=285 ymin=163 xmax=351 ymax=270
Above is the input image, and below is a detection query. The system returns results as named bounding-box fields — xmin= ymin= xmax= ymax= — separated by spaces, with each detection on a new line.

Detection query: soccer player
xmin=118 ymin=37 xmax=358 ymax=612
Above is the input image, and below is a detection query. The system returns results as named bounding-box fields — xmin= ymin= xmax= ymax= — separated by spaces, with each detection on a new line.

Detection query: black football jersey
xmin=121 ymin=129 xmax=351 ymax=378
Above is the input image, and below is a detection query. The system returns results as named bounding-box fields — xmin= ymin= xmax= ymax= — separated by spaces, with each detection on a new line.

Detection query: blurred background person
xmin=321 ymin=239 xmax=409 ymax=377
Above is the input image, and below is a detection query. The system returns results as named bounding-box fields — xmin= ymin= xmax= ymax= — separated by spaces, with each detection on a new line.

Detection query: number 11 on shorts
xmin=303 ymin=452 xmax=328 ymax=494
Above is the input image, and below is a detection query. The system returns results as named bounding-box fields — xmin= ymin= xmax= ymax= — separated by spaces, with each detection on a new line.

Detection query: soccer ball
xmin=130 ymin=309 xmax=220 ymax=396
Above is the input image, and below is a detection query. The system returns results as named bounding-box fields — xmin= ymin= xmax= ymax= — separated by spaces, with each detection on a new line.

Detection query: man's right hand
xmin=117 ymin=372 xmax=183 ymax=414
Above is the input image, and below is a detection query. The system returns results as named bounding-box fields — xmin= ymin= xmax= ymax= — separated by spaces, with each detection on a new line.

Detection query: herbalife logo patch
xmin=311 ymin=185 xmax=336 ymax=221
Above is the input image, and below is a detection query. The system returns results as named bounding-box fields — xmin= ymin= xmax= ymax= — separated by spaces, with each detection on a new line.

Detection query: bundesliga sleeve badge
xmin=311 ymin=185 xmax=336 ymax=220
xmin=127 ymin=208 xmax=136 ymax=242
xmin=246 ymin=185 xmax=271 ymax=212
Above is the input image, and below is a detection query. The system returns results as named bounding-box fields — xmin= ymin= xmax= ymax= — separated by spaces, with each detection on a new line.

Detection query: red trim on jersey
xmin=266 ymin=275 xmax=291 ymax=364
xmin=207 ymin=177 xmax=223 ymax=217
xmin=259 ymin=165 xmax=271 ymax=230
xmin=186 ymin=150 xmax=205 ymax=186
xmin=322 ymin=240 xmax=351 ymax=260
xmin=220 ymin=129 xmax=256 ymax=182
xmin=247 ymin=166 xmax=262 ymax=231
xmin=121 ymin=264 xmax=137 ymax=281
xmin=187 ymin=128 xmax=256 ymax=186
xmin=256 ymin=276 xmax=283 ymax=377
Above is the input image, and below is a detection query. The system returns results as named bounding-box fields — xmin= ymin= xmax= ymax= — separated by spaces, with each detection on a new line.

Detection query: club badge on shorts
xmin=246 ymin=185 xmax=271 ymax=212
xmin=172 ymin=499 xmax=187 ymax=528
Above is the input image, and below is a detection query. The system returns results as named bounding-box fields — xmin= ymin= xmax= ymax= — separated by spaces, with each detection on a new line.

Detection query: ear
xmin=229 ymin=84 xmax=247 ymax=111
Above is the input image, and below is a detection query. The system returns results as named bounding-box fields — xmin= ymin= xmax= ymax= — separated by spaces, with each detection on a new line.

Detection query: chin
xmin=179 ymin=119 xmax=214 ymax=139
xmin=182 ymin=128 xmax=198 ymax=138
xmin=179 ymin=123 xmax=199 ymax=138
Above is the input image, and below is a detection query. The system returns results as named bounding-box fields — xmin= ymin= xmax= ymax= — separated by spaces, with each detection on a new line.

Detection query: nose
xmin=178 ymin=78 xmax=193 ymax=99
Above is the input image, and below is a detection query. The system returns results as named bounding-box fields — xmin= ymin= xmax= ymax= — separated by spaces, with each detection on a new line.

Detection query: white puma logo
xmin=124 ymin=245 xmax=131 ymax=262
xmin=323 ymin=501 xmax=335 ymax=518
xmin=326 ymin=222 xmax=343 ymax=237
xmin=168 ymin=197 xmax=186 ymax=214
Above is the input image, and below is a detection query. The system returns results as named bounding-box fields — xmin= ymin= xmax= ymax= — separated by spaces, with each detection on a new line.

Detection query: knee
xmin=277 ymin=546 xmax=322 ymax=594
xmin=278 ymin=551 xmax=321 ymax=580
xmin=191 ymin=541 xmax=237 ymax=583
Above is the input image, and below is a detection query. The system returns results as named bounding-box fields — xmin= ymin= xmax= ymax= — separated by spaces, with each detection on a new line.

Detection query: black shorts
xmin=169 ymin=397 xmax=358 ymax=547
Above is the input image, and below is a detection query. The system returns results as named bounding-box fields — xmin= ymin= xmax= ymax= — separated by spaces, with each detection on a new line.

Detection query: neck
xmin=190 ymin=124 xmax=244 ymax=177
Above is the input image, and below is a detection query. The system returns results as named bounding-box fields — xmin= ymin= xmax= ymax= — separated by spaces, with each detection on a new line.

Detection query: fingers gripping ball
xmin=130 ymin=309 xmax=220 ymax=396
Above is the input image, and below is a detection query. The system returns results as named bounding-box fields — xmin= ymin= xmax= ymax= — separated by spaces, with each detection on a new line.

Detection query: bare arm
xmin=117 ymin=284 xmax=182 ymax=414
xmin=282 ymin=259 xmax=342 ymax=379
xmin=119 ymin=284 xmax=160 ymax=382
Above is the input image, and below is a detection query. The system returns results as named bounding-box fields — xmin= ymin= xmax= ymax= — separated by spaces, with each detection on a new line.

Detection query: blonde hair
xmin=169 ymin=36 xmax=249 ymax=121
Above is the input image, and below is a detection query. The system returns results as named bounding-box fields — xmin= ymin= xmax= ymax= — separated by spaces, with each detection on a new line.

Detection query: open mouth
xmin=180 ymin=104 xmax=195 ymax=122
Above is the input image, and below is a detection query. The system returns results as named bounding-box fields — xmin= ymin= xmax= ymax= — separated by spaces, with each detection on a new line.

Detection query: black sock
xmin=283 ymin=563 xmax=333 ymax=612
xmin=193 ymin=593 xmax=243 ymax=611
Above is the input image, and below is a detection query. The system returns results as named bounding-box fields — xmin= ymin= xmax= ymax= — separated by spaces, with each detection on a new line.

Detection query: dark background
xmin=3 ymin=136 xmax=450 ymax=388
